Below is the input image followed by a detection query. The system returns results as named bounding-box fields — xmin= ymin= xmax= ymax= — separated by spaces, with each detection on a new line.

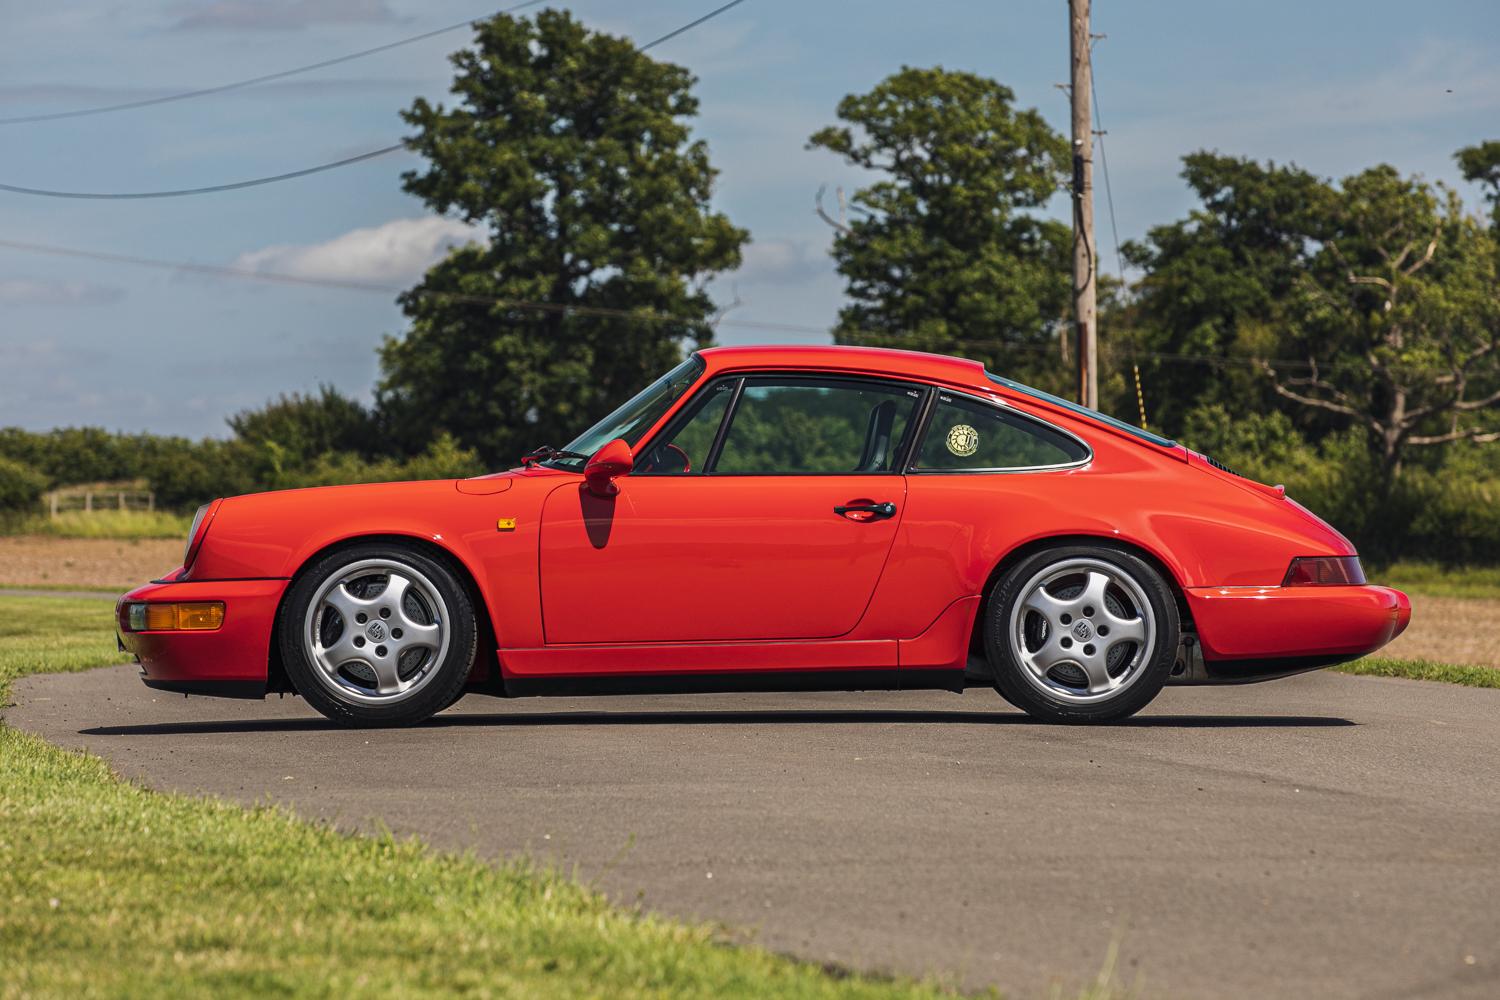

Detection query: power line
xmin=0 ymin=0 xmax=752 ymax=200
xmin=0 ymin=2 xmax=545 ymax=126
xmin=1086 ymin=37 xmax=1125 ymax=280
xmin=0 ymin=144 xmax=406 ymax=200
xmin=0 ymin=235 xmax=1391 ymax=376
xmin=0 ymin=235 xmax=786 ymax=334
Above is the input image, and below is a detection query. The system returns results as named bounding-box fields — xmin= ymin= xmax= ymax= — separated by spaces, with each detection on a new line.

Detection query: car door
xmin=538 ymin=374 xmax=923 ymax=645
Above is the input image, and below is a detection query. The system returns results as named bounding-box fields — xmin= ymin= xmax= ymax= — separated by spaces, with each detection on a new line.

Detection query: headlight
xmin=182 ymin=500 xmax=221 ymax=569
xmin=1282 ymin=556 xmax=1366 ymax=586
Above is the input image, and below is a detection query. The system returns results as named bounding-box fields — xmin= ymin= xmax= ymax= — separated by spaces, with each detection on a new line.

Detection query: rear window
xmin=985 ymin=373 xmax=1177 ymax=449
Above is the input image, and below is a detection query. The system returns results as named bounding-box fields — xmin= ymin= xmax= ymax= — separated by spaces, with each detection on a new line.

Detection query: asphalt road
xmin=9 ymin=665 xmax=1499 ymax=999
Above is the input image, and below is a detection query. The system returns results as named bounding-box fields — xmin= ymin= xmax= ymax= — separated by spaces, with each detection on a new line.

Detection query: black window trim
xmin=907 ymin=387 xmax=1093 ymax=475
xmin=635 ymin=370 xmax=932 ymax=477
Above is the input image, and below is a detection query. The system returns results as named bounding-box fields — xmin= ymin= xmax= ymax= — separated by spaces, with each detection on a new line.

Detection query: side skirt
xmin=500 ymin=669 xmax=963 ymax=699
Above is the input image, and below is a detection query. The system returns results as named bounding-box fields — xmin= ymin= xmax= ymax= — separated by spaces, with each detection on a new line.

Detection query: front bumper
xmin=1186 ymin=584 xmax=1411 ymax=666
xmin=117 ymin=577 xmax=287 ymax=697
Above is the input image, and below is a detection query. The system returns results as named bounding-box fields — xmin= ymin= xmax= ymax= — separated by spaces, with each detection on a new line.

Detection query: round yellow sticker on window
xmin=946 ymin=424 xmax=979 ymax=457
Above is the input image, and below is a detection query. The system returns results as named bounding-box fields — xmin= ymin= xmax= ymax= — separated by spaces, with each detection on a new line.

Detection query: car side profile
xmin=117 ymin=345 xmax=1411 ymax=726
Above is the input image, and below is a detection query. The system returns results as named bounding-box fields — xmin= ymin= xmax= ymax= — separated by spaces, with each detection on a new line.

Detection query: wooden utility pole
xmin=1069 ymin=0 xmax=1097 ymax=409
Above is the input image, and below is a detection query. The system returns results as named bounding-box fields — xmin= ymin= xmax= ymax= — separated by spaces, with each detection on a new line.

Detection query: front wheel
xmin=278 ymin=543 xmax=478 ymax=727
xmin=984 ymin=545 xmax=1179 ymax=723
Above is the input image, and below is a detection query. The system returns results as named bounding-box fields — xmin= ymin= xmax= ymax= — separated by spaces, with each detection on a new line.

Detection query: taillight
xmin=1283 ymin=556 xmax=1366 ymax=586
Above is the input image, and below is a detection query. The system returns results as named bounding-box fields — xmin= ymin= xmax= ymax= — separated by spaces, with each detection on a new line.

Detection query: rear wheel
xmin=278 ymin=543 xmax=477 ymax=727
xmin=984 ymin=544 xmax=1178 ymax=723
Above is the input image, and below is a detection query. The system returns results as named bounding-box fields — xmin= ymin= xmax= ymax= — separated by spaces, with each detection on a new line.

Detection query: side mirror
xmin=583 ymin=438 xmax=633 ymax=497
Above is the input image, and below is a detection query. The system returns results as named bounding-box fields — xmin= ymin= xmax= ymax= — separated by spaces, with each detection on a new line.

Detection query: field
xmin=0 ymin=536 xmax=183 ymax=592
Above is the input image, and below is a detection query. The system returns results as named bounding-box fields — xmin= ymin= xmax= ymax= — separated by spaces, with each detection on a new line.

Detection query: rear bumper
xmin=1186 ymin=584 xmax=1411 ymax=665
xmin=116 ymin=578 xmax=286 ymax=694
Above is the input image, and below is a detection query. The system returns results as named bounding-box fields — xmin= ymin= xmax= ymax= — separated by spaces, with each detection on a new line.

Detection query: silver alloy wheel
xmin=301 ymin=557 xmax=451 ymax=707
xmin=1007 ymin=556 xmax=1156 ymax=705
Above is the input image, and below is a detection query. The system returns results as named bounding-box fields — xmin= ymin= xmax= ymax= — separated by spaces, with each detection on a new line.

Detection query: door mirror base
xmin=583 ymin=438 xmax=634 ymax=497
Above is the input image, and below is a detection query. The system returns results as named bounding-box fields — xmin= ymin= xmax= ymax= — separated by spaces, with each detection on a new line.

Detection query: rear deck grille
xmin=1204 ymin=455 xmax=1242 ymax=478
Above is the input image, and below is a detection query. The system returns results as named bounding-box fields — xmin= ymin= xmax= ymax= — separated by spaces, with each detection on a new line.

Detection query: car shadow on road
xmin=80 ymin=709 xmax=1357 ymax=736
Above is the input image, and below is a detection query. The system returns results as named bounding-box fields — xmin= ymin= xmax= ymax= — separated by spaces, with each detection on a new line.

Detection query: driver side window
xmin=715 ymin=377 xmax=919 ymax=475
xmin=637 ymin=375 xmax=922 ymax=475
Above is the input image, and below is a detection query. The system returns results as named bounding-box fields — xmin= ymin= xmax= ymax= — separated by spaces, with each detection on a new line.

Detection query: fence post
xmin=119 ymin=491 xmax=126 ymax=511
xmin=50 ymin=491 xmax=58 ymax=519
xmin=148 ymin=492 xmax=155 ymax=513
xmin=84 ymin=491 xmax=92 ymax=513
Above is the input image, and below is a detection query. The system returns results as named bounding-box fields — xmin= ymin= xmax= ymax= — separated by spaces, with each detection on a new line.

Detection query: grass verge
xmin=1374 ymin=561 xmax=1500 ymax=600
xmin=1334 ymin=655 xmax=1500 ymax=688
xmin=7 ymin=509 xmax=193 ymax=540
xmin=1 ymin=595 xmax=1054 ymax=998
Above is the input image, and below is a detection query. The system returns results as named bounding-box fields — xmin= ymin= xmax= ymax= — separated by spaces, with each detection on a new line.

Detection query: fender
xmin=187 ymin=474 xmax=563 ymax=648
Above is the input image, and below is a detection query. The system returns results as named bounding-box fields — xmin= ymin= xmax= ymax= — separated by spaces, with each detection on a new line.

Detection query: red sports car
xmin=117 ymin=345 xmax=1410 ymax=726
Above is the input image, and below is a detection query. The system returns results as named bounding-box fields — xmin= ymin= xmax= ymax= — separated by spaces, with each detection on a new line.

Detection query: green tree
xmin=807 ymin=67 xmax=1071 ymax=389
xmin=228 ymin=386 xmax=379 ymax=465
xmin=1457 ymin=140 xmax=1500 ymax=228
xmin=0 ymin=455 xmax=47 ymax=513
xmin=1127 ymin=152 xmax=1500 ymax=482
xmin=378 ymin=10 xmax=747 ymax=466
xmin=1263 ymin=166 xmax=1500 ymax=478
xmin=1119 ymin=153 xmax=1337 ymax=433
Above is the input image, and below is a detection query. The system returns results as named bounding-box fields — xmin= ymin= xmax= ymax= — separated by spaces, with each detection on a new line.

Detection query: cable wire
xmin=0 ymin=0 xmax=752 ymax=200
xmin=0 ymin=2 xmax=545 ymax=126
xmin=0 ymin=144 xmax=406 ymax=200
xmin=0 ymin=235 xmax=1390 ymax=375
xmin=1086 ymin=38 xmax=1125 ymax=280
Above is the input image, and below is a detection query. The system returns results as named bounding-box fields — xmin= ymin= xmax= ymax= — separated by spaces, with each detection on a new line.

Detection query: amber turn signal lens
xmin=174 ymin=603 xmax=226 ymax=630
xmin=123 ymin=601 xmax=225 ymax=631
xmin=144 ymin=604 xmax=178 ymax=630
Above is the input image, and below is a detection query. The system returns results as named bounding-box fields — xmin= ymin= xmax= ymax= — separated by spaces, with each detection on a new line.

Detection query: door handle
xmin=834 ymin=501 xmax=897 ymax=521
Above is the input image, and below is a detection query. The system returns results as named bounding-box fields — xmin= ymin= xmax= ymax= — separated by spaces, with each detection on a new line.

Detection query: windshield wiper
xmin=520 ymin=444 xmax=591 ymax=468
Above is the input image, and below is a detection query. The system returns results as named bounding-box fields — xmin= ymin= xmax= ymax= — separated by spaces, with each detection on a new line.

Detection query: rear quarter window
xmin=913 ymin=393 xmax=1089 ymax=471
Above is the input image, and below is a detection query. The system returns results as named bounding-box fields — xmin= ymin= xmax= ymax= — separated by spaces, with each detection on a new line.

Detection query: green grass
xmin=1334 ymin=655 xmax=1500 ymax=688
xmin=0 ymin=596 xmax=133 ymax=679
xmin=6 ymin=595 xmax=1110 ymax=999
xmin=1374 ymin=561 xmax=1500 ymax=600
xmin=0 ymin=583 xmax=120 ymax=595
xmin=10 ymin=509 xmax=193 ymax=539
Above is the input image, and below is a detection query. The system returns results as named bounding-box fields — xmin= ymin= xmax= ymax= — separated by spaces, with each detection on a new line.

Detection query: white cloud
xmin=170 ymin=0 xmax=396 ymax=31
xmin=232 ymin=217 xmax=486 ymax=285
xmin=730 ymin=238 xmax=833 ymax=287
xmin=0 ymin=278 xmax=124 ymax=306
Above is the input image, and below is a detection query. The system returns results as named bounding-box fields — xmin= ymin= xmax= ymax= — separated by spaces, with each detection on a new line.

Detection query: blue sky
xmin=1 ymin=0 xmax=1496 ymax=437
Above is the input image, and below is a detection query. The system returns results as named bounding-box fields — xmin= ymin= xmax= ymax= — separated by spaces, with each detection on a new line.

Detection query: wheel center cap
xmin=1071 ymin=619 xmax=1093 ymax=641
xmin=365 ymin=621 xmax=387 ymax=642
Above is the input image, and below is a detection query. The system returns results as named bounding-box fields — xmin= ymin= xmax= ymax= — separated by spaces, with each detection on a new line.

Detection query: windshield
xmin=985 ymin=372 xmax=1177 ymax=449
xmin=550 ymin=355 xmax=706 ymax=469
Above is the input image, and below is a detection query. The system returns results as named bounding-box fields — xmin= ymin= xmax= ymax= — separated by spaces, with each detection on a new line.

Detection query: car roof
xmin=698 ymin=344 xmax=1180 ymax=453
xmin=698 ymin=344 xmax=986 ymax=387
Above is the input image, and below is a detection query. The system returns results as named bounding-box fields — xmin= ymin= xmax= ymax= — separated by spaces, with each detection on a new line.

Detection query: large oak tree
xmin=379 ymin=10 xmax=747 ymax=465
xmin=808 ymin=67 xmax=1071 ymax=389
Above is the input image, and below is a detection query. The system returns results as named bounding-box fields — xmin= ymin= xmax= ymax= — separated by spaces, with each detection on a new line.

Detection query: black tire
xmin=278 ymin=542 xmax=478 ymax=727
xmin=983 ymin=543 xmax=1179 ymax=724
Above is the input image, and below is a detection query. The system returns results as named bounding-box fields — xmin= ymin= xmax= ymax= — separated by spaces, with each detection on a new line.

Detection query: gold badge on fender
xmin=497 ymin=517 xmax=517 ymax=531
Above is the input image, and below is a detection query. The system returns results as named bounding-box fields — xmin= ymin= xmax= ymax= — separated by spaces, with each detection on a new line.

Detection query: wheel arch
xmin=966 ymin=533 xmax=1196 ymax=662
xmin=266 ymin=532 xmax=497 ymax=694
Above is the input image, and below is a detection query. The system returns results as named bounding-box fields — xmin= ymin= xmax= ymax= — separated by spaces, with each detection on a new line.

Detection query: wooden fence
xmin=45 ymin=488 xmax=156 ymax=517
